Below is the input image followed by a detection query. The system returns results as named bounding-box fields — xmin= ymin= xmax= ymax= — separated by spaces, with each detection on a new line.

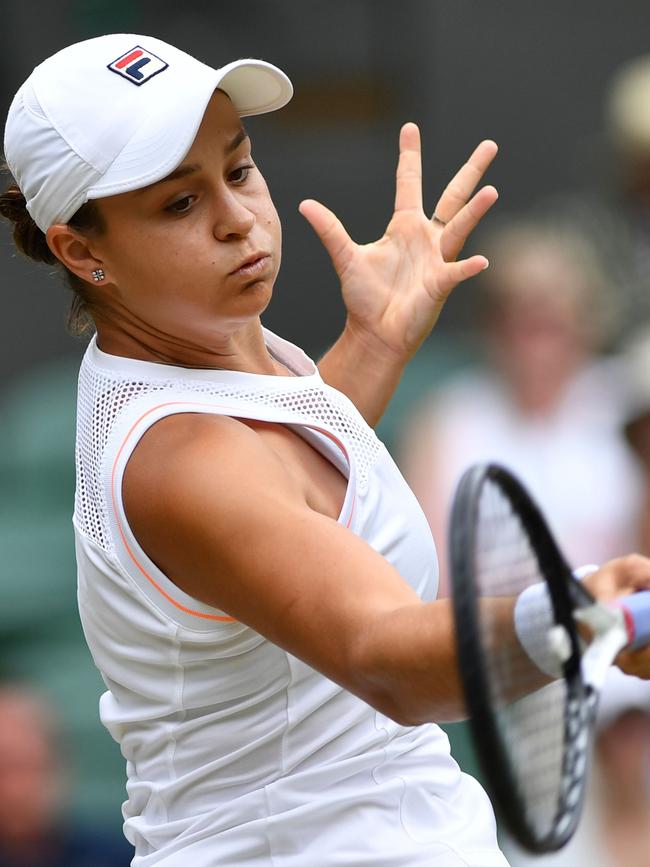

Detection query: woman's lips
xmin=230 ymin=254 xmax=271 ymax=278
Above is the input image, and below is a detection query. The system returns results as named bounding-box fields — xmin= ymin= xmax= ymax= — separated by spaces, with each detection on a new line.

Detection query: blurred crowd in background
xmin=398 ymin=46 xmax=650 ymax=867
xmin=2 ymin=2 xmax=650 ymax=865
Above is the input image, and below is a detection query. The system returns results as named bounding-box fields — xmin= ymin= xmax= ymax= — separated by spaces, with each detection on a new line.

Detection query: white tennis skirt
xmin=130 ymin=725 xmax=510 ymax=867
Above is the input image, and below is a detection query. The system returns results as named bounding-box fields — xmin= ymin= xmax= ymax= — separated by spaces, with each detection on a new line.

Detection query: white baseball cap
xmin=3 ymin=33 xmax=293 ymax=232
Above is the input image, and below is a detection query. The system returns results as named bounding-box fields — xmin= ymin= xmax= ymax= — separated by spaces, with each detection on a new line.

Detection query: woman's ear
xmin=46 ymin=224 xmax=109 ymax=285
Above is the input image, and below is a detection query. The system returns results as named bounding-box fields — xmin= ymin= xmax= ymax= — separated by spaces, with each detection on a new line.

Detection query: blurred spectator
xmin=503 ymin=668 xmax=650 ymax=867
xmin=621 ymin=326 xmax=650 ymax=555
xmin=398 ymin=218 xmax=643 ymax=594
xmin=0 ymin=684 xmax=132 ymax=867
xmin=535 ymin=53 xmax=650 ymax=338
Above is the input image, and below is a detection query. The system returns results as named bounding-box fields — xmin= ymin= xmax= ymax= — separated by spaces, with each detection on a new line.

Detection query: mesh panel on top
xmin=75 ymin=353 xmax=381 ymax=554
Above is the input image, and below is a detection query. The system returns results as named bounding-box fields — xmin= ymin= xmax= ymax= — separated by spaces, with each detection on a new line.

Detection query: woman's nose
xmin=212 ymin=188 xmax=255 ymax=240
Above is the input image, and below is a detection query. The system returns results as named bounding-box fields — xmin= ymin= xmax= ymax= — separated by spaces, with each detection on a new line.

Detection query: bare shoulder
xmin=122 ymin=410 xmax=354 ymax=641
xmin=123 ymin=411 xmax=306 ymax=534
xmin=123 ymin=409 xmax=328 ymax=625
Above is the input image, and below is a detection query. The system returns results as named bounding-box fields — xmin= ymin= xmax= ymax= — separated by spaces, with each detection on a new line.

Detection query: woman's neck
xmin=93 ymin=315 xmax=281 ymax=374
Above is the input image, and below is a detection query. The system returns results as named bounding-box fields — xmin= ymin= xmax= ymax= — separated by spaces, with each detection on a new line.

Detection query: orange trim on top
xmin=111 ymin=401 xmax=356 ymax=620
xmin=111 ymin=401 xmax=238 ymax=621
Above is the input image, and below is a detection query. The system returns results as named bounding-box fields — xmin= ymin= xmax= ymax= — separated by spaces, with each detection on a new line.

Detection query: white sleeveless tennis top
xmin=73 ymin=328 xmax=508 ymax=867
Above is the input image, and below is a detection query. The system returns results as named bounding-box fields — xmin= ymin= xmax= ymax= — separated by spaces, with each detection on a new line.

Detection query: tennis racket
xmin=449 ymin=462 xmax=650 ymax=854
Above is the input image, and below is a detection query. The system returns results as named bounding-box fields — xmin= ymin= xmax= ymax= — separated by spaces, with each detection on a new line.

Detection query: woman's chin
xmin=235 ymin=278 xmax=274 ymax=313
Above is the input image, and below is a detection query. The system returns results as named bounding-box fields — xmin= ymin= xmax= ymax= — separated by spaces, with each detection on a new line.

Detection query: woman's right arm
xmin=122 ymin=411 xmax=466 ymax=724
xmin=123 ymin=413 xmax=650 ymax=725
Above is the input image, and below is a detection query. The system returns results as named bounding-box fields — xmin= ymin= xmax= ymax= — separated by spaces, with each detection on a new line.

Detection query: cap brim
xmin=87 ymin=59 xmax=292 ymax=200
xmin=217 ymin=59 xmax=293 ymax=117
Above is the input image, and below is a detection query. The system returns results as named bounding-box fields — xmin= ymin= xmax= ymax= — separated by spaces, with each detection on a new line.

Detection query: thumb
xmin=298 ymin=199 xmax=355 ymax=274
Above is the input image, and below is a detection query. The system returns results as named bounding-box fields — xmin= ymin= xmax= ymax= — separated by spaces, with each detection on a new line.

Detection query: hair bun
xmin=0 ymin=183 xmax=26 ymax=221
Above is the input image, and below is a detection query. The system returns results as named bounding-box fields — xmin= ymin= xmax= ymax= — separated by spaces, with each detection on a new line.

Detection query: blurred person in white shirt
xmin=399 ymin=218 xmax=643 ymax=595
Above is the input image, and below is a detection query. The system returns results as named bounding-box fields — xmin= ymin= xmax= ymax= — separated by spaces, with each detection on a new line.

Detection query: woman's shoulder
xmin=126 ymin=411 xmax=289 ymax=491
xmin=121 ymin=410 xmax=310 ymax=589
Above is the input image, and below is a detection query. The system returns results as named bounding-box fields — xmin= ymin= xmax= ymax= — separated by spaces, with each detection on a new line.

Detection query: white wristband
xmin=513 ymin=582 xmax=560 ymax=678
xmin=513 ymin=566 xmax=599 ymax=678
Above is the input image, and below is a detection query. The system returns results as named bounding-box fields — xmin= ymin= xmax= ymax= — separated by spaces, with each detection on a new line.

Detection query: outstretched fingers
xmin=440 ymin=184 xmax=499 ymax=263
xmin=436 ymin=254 xmax=490 ymax=297
xmin=298 ymin=199 xmax=355 ymax=275
xmin=394 ymin=123 xmax=423 ymax=213
xmin=432 ymin=139 xmax=498 ymax=226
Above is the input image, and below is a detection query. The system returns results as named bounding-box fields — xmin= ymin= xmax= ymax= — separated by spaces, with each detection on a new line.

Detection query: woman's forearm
xmin=317 ymin=321 xmax=407 ymax=428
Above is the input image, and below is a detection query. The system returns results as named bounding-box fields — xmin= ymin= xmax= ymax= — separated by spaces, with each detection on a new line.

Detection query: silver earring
xmin=91 ymin=268 xmax=105 ymax=282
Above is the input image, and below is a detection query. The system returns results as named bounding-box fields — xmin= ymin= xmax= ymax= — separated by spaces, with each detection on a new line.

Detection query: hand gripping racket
xmin=449 ymin=462 xmax=650 ymax=854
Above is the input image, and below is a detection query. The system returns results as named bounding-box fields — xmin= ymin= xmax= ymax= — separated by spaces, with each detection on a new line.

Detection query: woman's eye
xmin=230 ymin=165 xmax=253 ymax=184
xmin=166 ymin=195 xmax=194 ymax=214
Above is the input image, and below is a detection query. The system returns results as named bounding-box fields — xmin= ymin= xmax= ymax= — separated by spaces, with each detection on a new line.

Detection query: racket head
xmin=450 ymin=463 xmax=591 ymax=853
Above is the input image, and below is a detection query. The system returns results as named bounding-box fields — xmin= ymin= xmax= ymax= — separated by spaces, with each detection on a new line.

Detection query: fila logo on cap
xmin=108 ymin=45 xmax=168 ymax=85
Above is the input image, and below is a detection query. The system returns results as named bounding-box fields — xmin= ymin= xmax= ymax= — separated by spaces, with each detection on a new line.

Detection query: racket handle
xmin=615 ymin=591 xmax=650 ymax=650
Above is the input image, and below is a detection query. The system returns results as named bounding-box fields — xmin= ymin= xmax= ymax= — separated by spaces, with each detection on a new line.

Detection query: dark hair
xmin=0 ymin=169 xmax=105 ymax=336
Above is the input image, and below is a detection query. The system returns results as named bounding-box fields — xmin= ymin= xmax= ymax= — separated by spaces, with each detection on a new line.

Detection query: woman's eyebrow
xmin=226 ymin=126 xmax=249 ymax=155
xmin=152 ymin=164 xmax=201 ymax=187
xmin=139 ymin=127 xmax=249 ymax=192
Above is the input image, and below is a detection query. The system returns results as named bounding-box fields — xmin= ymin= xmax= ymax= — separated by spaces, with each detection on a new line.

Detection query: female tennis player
xmin=3 ymin=32 xmax=650 ymax=867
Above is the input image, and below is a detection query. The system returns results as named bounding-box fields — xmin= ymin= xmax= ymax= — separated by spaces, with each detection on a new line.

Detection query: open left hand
xmin=299 ymin=123 xmax=498 ymax=361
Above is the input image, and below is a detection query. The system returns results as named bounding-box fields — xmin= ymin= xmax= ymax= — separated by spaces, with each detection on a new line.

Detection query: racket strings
xmin=475 ymin=479 xmax=568 ymax=840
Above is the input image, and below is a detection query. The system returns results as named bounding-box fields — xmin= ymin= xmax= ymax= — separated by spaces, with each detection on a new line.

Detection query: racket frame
xmin=450 ymin=463 xmax=591 ymax=853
